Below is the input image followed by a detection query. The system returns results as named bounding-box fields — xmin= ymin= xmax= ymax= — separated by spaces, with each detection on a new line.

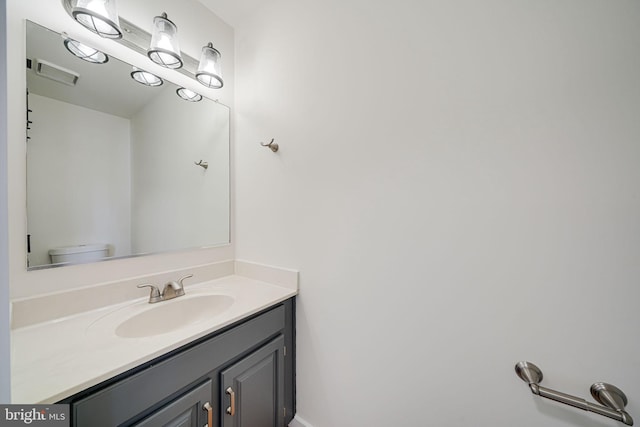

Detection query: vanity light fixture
xmin=196 ymin=42 xmax=223 ymax=89
xmin=63 ymin=37 xmax=109 ymax=64
xmin=130 ymin=67 xmax=163 ymax=87
xmin=176 ymin=87 xmax=203 ymax=102
xmin=147 ymin=13 xmax=183 ymax=69
xmin=71 ymin=0 xmax=122 ymax=39
xmin=61 ymin=1 xmax=224 ymax=89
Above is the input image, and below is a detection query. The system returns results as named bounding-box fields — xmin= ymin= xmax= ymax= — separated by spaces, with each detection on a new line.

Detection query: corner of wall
xmin=0 ymin=0 xmax=13 ymax=404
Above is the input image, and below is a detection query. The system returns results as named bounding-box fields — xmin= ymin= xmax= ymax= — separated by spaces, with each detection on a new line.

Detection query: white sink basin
xmin=89 ymin=294 xmax=235 ymax=338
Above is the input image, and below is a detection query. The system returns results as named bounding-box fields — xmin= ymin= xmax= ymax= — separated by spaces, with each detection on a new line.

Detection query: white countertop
xmin=11 ymin=274 xmax=297 ymax=404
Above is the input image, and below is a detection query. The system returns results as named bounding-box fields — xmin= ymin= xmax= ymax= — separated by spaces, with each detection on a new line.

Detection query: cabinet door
xmin=133 ymin=380 xmax=214 ymax=427
xmin=221 ymin=336 xmax=285 ymax=427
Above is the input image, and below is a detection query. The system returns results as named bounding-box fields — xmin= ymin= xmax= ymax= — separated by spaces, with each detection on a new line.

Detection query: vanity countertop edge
xmin=10 ymin=274 xmax=297 ymax=404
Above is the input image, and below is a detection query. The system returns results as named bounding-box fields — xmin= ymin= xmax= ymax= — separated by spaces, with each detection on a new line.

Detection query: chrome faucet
xmin=137 ymin=274 xmax=193 ymax=303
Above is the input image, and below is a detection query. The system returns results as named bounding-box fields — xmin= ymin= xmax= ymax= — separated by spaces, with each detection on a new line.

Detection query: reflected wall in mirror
xmin=25 ymin=20 xmax=230 ymax=269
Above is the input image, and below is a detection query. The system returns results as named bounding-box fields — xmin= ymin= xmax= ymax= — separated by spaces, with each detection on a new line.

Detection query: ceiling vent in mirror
xmin=71 ymin=0 xmax=122 ymax=39
xmin=33 ymin=59 xmax=80 ymax=86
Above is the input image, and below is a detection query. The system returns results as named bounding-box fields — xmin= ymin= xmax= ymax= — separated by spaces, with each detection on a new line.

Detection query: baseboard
xmin=289 ymin=415 xmax=313 ymax=427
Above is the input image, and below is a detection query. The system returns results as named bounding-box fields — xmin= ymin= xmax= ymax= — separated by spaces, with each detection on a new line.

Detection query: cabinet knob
xmin=203 ymin=402 xmax=213 ymax=427
xmin=226 ymin=387 xmax=236 ymax=416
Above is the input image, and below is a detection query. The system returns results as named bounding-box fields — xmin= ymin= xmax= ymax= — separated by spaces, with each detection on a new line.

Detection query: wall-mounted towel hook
xmin=194 ymin=160 xmax=208 ymax=170
xmin=260 ymin=138 xmax=279 ymax=152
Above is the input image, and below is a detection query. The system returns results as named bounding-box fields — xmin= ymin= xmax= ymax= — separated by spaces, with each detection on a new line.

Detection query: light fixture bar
xmin=61 ymin=0 xmax=200 ymax=79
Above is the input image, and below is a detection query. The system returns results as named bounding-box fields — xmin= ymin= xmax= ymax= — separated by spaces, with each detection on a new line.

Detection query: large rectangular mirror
xmin=25 ymin=20 xmax=230 ymax=269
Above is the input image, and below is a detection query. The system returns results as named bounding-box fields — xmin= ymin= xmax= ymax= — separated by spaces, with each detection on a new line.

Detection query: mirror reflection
xmin=25 ymin=20 xmax=230 ymax=269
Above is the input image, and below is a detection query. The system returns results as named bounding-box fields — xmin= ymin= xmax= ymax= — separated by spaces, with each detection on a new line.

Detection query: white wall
xmin=233 ymin=1 xmax=640 ymax=426
xmin=0 ymin=0 xmax=12 ymax=404
xmin=6 ymin=0 xmax=235 ymax=299
xmin=27 ymin=94 xmax=131 ymax=267
xmin=131 ymin=86 xmax=230 ymax=254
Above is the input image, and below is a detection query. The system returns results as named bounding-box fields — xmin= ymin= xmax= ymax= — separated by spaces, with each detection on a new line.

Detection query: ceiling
xmin=196 ymin=0 xmax=267 ymax=27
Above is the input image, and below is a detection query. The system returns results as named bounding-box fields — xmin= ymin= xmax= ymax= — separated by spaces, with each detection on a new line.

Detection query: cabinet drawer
xmin=72 ymin=305 xmax=285 ymax=427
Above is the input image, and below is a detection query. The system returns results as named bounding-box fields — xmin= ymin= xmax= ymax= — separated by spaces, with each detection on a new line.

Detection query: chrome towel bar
xmin=515 ymin=361 xmax=634 ymax=426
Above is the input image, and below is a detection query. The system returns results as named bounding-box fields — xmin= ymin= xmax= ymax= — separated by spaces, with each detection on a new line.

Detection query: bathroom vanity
xmin=11 ymin=268 xmax=297 ymax=427
xmin=63 ymin=298 xmax=295 ymax=427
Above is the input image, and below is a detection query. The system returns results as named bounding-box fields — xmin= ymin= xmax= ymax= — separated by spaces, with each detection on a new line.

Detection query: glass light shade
xmin=72 ymin=0 xmax=122 ymax=39
xmin=176 ymin=88 xmax=203 ymax=102
xmin=130 ymin=67 xmax=163 ymax=87
xmin=147 ymin=13 xmax=183 ymax=69
xmin=196 ymin=42 xmax=223 ymax=89
xmin=63 ymin=38 xmax=109 ymax=64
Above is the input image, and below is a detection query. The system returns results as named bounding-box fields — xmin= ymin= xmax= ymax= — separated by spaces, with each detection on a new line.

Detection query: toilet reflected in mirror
xmin=48 ymin=244 xmax=110 ymax=265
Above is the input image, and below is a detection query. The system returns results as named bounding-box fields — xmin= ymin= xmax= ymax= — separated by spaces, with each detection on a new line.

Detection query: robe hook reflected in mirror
xmin=260 ymin=138 xmax=278 ymax=152
xmin=194 ymin=160 xmax=208 ymax=169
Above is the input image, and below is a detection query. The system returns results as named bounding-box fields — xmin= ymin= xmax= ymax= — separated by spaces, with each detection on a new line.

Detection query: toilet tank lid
xmin=48 ymin=244 xmax=109 ymax=255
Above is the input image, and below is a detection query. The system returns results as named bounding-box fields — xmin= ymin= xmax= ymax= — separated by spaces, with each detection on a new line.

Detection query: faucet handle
xmin=137 ymin=283 xmax=162 ymax=303
xmin=178 ymin=274 xmax=193 ymax=287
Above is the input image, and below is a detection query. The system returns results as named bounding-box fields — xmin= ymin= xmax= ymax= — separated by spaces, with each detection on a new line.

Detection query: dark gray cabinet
xmin=221 ymin=336 xmax=285 ymax=427
xmin=61 ymin=298 xmax=295 ymax=427
xmin=133 ymin=380 xmax=212 ymax=427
